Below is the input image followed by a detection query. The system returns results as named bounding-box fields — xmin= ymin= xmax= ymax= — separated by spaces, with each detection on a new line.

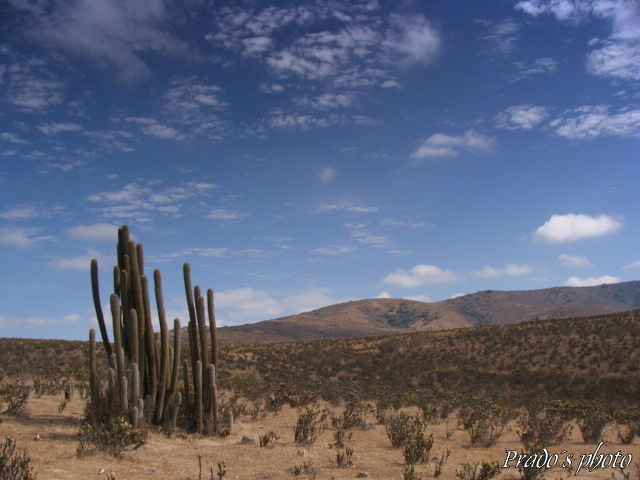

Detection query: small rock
xmin=240 ymin=435 xmax=257 ymax=445
xmin=98 ymin=468 xmax=105 ymax=475
xmin=33 ymin=433 xmax=41 ymax=441
xmin=356 ymin=473 xmax=369 ymax=478
xmin=297 ymin=449 xmax=308 ymax=457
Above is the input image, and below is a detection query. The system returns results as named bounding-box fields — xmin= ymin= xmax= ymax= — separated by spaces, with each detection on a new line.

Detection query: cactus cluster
xmin=88 ymin=225 xmax=224 ymax=436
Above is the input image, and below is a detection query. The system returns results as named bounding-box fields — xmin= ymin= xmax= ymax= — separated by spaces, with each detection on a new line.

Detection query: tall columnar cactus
xmin=88 ymin=225 xmax=223 ymax=436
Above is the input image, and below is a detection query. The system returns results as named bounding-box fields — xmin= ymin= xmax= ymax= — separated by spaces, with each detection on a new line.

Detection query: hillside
xmin=212 ymin=280 xmax=640 ymax=343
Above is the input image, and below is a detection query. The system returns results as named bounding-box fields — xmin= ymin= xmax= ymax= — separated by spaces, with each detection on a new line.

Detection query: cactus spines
xmin=182 ymin=358 xmax=191 ymax=415
xmin=170 ymin=318 xmax=181 ymax=395
xmin=130 ymin=362 xmax=140 ymax=406
xmin=119 ymin=375 xmax=129 ymax=413
xmin=154 ymin=270 xmax=169 ymax=424
xmin=91 ymin=259 xmax=112 ymax=357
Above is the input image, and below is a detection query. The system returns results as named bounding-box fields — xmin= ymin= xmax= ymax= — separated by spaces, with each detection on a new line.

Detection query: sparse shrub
xmin=329 ymin=426 xmax=352 ymax=449
xmin=458 ymin=397 xmax=509 ymax=447
xmin=571 ymin=401 xmax=611 ymax=443
xmin=339 ymin=399 xmax=373 ymax=430
xmin=456 ymin=461 xmax=501 ymax=480
xmin=335 ymin=446 xmax=354 ymax=468
xmin=258 ymin=430 xmax=280 ymax=448
xmin=434 ymin=449 xmax=451 ymax=477
xmin=403 ymin=431 xmax=433 ymax=465
xmin=386 ymin=412 xmax=424 ymax=448
xmin=1 ymin=437 xmax=36 ymax=480
xmin=294 ymin=407 xmax=324 ymax=445
xmin=402 ymin=463 xmax=422 ymax=480
xmin=517 ymin=400 xmax=572 ymax=480
xmin=0 ymin=378 xmax=31 ymax=415
xmin=78 ymin=416 xmax=144 ymax=457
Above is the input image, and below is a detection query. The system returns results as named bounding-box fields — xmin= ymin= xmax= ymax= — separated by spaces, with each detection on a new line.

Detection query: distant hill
xmin=207 ymin=280 xmax=640 ymax=343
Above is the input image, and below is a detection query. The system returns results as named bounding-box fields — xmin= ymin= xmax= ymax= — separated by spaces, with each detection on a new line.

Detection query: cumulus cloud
xmin=565 ymin=275 xmax=622 ymax=287
xmin=558 ymin=254 xmax=592 ymax=267
xmin=410 ymin=130 xmax=496 ymax=163
xmin=383 ymin=264 xmax=458 ymax=287
xmin=496 ymin=105 xmax=549 ymax=130
xmin=471 ymin=264 xmax=533 ymax=278
xmin=534 ymin=213 xmax=622 ymax=242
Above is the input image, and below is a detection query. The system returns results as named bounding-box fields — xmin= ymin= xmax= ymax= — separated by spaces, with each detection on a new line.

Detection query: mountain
xmin=205 ymin=280 xmax=640 ymax=343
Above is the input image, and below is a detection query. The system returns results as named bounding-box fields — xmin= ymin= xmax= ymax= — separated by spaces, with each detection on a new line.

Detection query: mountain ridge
xmin=204 ymin=280 xmax=640 ymax=343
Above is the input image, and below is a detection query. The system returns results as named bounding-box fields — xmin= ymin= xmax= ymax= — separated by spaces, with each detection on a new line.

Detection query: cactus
xmin=88 ymin=225 xmax=223 ymax=438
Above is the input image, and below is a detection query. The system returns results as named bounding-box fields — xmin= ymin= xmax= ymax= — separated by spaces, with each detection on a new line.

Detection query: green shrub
xmin=78 ymin=416 xmax=144 ymax=457
xmin=385 ymin=412 xmax=423 ymax=448
xmin=0 ymin=378 xmax=31 ymax=415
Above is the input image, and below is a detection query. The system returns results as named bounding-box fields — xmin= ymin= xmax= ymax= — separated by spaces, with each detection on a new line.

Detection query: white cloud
xmin=207 ymin=208 xmax=248 ymax=220
xmin=37 ymin=122 xmax=83 ymax=136
xmin=125 ymin=117 xmax=183 ymax=140
xmin=404 ymin=294 xmax=433 ymax=302
xmin=0 ymin=228 xmax=50 ymax=248
xmin=47 ymin=248 xmax=109 ymax=271
xmin=383 ymin=264 xmax=458 ymax=287
xmin=0 ymin=132 xmax=31 ymax=144
xmin=376 ymin=291 xmax=391 ymax=298
xmin=496 ymin=105 xmax=549 ymax=130
xmin=534 ymin=213 xmax=623 ymax=242
xmin=0 ymin=205 xmax=39 ymax=220
xmin=550 ymin=106 xmax=640 ymax=139
xmin=312 ymin=245 xmax=356 ymax=255
xmin=410 ymin=130 xmax=496 ymax=163
xmin=318 ymin=166 xmax=336 ymax=182
xmin=316 ymin=202 xmax=378 ymax=213
xmin=64 ymin=223 xmax=119 ymax=242
xmin=216 ymin=286 xmax=343 ymax=321
xmin=565 ymin=275 xmax=622 ymax=287
xmin=624 ymin=259 xmax=640 ymax=269
xmin=511 ymin=57 xmax=559 ymax=80
xmin=558 ymin=254 xmax=592 ymax=267
xmin=471 ymin=264 xmax=533 ymax=278
xmin=12 ymin=0 xmax=189 ymax=84
xmin=516 ymin=0 xmax=640 ymax=81
xmin=481 ymin=18 xmax=520 ymax=55
xmin=384 ymin=14 xmax=441 ymax=66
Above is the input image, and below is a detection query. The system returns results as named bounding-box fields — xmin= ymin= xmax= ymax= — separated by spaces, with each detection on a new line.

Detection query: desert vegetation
xmin=1 ymin=225 xmax=639 ymax=479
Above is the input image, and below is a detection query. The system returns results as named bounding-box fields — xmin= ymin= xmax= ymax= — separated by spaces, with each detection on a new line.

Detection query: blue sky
xmin=1 ymin=0 xmax=639 ymax=340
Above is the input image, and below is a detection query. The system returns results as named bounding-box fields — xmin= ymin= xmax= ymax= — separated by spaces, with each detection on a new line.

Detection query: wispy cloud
xmin=558 ymin=254 xmax=592 ymax=267
xmin=516 ymin=0 xmax=640 ymax=81
xmin=316 ymin=202 xmax=378 ymax=214
xmin=87 ymin=181 xmax=217 ymax=223
xmin=534 ymin=213 xmax=622 ymax=243
xmin=410 ymin=130 xmax=496 ymax=164
xmin=471 ymin=264 xmax=533 ymax=278
xmin=64 ymin=223 xmax=119 ymax=242
xmin=11 ymin=0 xmax=190 ymax=84
xmin=317 ymin=166 xmax=336 ymax=182
xmin=496 ymin=105 xmax=549 ymax=130
xmin=47 ymin=248 xmax=110 ymax=271
xmin=480 ymin=18 xmax=520 ymax=55
xmin=0 ymin=227 xmax=52 ymax=248
xmin=383 ymin=264 xmax=459 ymax=287
xmin=564 ymin=275 xmax=621 ymax=287
xmin=207 ymin=208 xmax=248 ymax=220
xmin=37 ymin=122 xmax=83 ymax=136
xmin=311 ymin=244 xmax=356 ymax=255
xmin=0 ymin=205 xmax=40 ymax=220
xmin=550 ymin=106 xmax=640 ymax=139
xmin=510 ymin=57 xmax=559 ymax=81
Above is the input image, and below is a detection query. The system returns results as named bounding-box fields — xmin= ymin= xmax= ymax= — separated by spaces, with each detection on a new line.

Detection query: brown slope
xmin=200 ymin=280 xmax=640 ymax=343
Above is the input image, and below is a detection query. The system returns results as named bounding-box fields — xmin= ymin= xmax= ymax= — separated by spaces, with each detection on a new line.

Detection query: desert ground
xmin=2 ymin=393 xmax=638 ymax=480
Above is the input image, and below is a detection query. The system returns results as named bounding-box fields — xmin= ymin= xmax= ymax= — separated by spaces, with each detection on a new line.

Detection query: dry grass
xmin=2 ymin=395 xmax=639 ymax=479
